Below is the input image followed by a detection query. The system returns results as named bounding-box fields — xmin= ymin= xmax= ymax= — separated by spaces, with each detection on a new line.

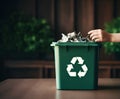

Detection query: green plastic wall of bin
xmin=51 ymin=42 xmax=99 ymax=90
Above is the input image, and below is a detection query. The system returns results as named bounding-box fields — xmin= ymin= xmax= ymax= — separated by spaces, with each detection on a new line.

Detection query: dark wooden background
xmin=0 ymin=0 xmax=120 ymax=79
xmin=0 ymin=0 xmax=120 ymax=60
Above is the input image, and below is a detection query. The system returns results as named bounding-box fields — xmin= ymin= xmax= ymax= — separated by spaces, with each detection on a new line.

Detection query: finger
xmin=88 ymin=29 xmax=101 ymax=34
xmin=89 ymin=32 xmax=99 ymax=39
xmin=94 ymin=38 xmax=101 ymax=42
xmin=91 ymin=35 xmax=99 ymax=41
xmin=88 ymin=30 xmax=94 ymax=34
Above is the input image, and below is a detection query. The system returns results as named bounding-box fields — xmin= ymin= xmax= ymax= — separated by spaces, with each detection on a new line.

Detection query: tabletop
xmin=0 ymin=78 xmax=120 ymax=99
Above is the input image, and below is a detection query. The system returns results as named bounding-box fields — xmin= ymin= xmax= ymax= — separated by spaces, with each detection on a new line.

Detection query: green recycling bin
xmin=51 ymin=42 xmax=99 ymax=90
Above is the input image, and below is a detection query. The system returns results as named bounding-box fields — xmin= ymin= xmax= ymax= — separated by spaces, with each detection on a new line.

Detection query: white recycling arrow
xmin=78 ymin=71 xmax=86 ymax=78
xmin=71 ymin=57 xmax=77 ymax=64
xmin=81 ymin=64 xmax=88 ymax=72
xmin=71 ymin=57 xmax=84 ymax=65
xmin=77 ymin=57 xmax=84 ymax=64
xmin=67 ymin=57 xmax=88 ymax=78
xmin=78 ymin=64 xmax=88 ymax=78
xmin=66 ymin=64 xmax=76 ymax=77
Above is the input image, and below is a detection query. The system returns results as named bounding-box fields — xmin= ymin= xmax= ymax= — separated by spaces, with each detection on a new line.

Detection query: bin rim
xmin=51 ymin=42 xmax=99 ymax=46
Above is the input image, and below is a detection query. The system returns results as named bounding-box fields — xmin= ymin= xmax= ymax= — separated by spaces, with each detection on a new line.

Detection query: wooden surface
xmin=0 ymin=79 xmax=120 ymax=99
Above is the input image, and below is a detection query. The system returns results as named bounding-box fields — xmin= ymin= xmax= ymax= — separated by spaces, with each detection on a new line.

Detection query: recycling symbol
xmin=66 ymin=57 xmax=88 ymax=78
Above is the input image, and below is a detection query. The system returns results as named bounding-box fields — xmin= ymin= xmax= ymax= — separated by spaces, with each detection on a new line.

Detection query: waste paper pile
xmin=58 ymin=32 xmax=92 ymax=42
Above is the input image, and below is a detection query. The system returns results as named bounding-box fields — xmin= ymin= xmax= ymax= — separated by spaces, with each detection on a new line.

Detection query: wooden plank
xmin=114 ymin=0 xmax=120 ymax=17
xmin=95 ymin=0 xmax=113 ymax=29
xmin=17 ymin=0 xmax=36 ymax=16
xmin=99 ymin=61 xmax=120 ymax=65
xmin=4 ymin=60 xmax=54 ymax=68
xmin=75 ymin=0 xmax=94 ymax=36
xmin=37 ymin=0 xmax=55 ymax=29
xmin=55 ymin=0 xmax=74 ymax=39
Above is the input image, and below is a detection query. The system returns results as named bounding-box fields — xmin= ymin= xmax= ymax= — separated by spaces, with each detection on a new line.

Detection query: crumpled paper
xmin=58 ymin=32 xmax=91 ymax=42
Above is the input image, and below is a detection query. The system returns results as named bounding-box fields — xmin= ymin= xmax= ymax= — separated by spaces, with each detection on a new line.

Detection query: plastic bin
xmin=51 ymin=42 xmax=99 ymax=90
